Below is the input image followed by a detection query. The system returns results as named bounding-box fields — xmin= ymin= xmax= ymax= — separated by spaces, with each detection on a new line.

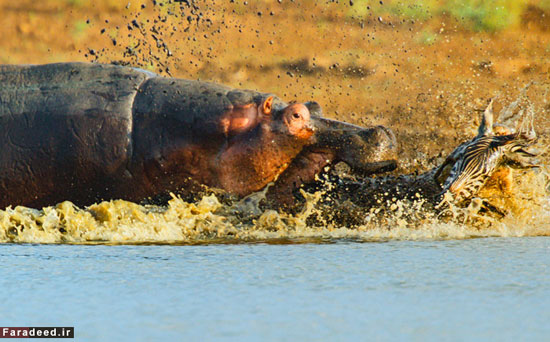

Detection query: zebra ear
xmin=478 ymin=99 xmax=494 ymax=137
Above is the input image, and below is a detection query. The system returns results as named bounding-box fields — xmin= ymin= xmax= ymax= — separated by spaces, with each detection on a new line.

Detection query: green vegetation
xmin=416 ymin=29 xmax=438 ymax=45
xmin=72 ymin=20 xmax=89 ymax=40
xmin=64 ymin=0 xmax=129 ymax=11
xmin=349 ymin=0 xmax=532 ymax=32
xmin=388 ymin=1 xmax=440 ymax=20
xmin=538 ymin=0 xmax=550 ymax=11
xmin=444 ymin=0 xmax=525 ymax=31
xmin=65 ymin=0 xmax=84 ymax=7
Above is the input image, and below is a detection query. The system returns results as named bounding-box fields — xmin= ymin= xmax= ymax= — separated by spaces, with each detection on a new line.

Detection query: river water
xmin=1 ymin=237 xmax=550 ymax=341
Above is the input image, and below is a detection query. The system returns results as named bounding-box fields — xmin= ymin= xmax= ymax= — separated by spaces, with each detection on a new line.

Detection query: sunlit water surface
xmin=1 ymin=238 xmax=550 ymax=341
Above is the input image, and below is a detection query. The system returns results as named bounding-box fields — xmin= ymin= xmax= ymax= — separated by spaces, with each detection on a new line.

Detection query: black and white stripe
xmin=442 ymin=133 xmax=528 ymax=203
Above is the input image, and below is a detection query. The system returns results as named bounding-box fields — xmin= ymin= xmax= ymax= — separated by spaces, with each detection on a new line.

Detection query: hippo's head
xmin=266 ymin=102 xmax=398 ymax=206
xmin=303 ymin=101 xmax=398 ymax=175
xmin=311 ymin=118 xmax=398 ymax=174
xmin=270 ymin=101 xmax=315 ymax=141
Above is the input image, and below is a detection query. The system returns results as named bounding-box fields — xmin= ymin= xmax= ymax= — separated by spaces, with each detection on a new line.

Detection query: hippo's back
xmin=0 ymin=63 xmax=151 ymax=207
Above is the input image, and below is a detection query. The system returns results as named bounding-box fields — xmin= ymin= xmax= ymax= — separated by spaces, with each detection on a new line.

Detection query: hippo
xmin=0 ymin=62 xmax=397 ymax=208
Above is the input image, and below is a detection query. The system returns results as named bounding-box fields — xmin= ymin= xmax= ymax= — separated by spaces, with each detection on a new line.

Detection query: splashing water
xmin=0 ymin=161 xmax=548 ymax=245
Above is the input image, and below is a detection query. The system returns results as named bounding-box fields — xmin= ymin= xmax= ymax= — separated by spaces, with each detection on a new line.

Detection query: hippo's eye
xmin=292 ymin=112 xmax=301 ymax=119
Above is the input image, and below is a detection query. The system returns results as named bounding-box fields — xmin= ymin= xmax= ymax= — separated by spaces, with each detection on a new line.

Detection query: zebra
xmin=435 ymin=98 xmax=540 ymax=208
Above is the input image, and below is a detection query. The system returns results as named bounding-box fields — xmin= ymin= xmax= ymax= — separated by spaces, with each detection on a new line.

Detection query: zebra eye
xmin=511 ymin=145 xmax=526 ymax=152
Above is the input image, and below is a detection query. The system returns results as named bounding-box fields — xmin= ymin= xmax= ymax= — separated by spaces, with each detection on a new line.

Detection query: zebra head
xmin=436 ymin=98 xmax=540 ymax=205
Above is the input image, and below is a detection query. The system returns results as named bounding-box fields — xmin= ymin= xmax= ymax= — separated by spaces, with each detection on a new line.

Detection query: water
xmin=2 ymin=238 xmax=550 ymax=341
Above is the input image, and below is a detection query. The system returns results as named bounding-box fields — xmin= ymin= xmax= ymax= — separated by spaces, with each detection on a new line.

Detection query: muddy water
xmin=0 ymin=163 xmax=549 ymax=245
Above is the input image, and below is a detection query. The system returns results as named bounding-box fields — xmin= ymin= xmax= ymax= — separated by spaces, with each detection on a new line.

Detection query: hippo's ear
xmin=261 ymin=96 xmax=274 ymax=115
xmin=305 ymin=101 xmax=323 ymax=117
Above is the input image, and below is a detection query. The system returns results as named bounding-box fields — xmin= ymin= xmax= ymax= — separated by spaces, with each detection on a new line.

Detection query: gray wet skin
xmin=0 ymin=62 xmax=397 ymax=208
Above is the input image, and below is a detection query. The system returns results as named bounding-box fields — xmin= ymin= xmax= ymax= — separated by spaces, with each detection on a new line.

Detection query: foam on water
xmin=1 ymin=164 xmax=548 ymax=245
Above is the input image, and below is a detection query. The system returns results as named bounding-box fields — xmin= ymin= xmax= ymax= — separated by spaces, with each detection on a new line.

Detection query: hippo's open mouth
xmin=302 ymin=146 xmax=398 ymax=176
xmin=266 ymin=118 xmax=398 ymax=206
xmin=355 ymin=159 xmax=398 ymax=174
